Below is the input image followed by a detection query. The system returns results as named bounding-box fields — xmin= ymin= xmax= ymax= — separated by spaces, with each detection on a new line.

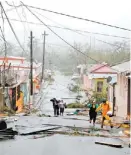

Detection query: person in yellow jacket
xmin=96 ymin=98 xmax=113 ymax=128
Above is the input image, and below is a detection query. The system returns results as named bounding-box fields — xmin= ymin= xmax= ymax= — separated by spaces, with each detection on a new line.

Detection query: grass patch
xmin=67 ymin=103 xmax=85 ymax=108
xmin=70 ymin=85 xmax=80 ymax=92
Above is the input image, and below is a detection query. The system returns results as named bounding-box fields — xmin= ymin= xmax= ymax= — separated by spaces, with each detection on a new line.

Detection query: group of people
xmin=50 ymin=97 xmax=113 ymax=128
xmin=88 ymin=98 xmax=113 ymax=128
xmin=50 ymin=98 xmax=66 ymax=116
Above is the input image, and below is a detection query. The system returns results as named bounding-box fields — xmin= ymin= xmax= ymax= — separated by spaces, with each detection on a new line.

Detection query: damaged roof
xmin=112 ymin=60 xmax=131 ymax=73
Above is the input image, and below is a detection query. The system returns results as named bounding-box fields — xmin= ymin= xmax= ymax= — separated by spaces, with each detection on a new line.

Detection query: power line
xmin=21 ymin=4 xmax=31 ymax=32
xmin=5 ymin=2 xmax=22 ymax=12
xmin=0 ymin=2 xmax=25 ymax=56
xmin=0 ymin=16 xmax=129 ymax=40
xmin=33 ymin=11 xmax=127 ymax=49
xmin=0 ymin=26 xmax=7 ymax=57
xmin=20 ymin=2 xmax=131 ymax=32
xmin=0 ymin=16 xmax=128 ymax=50
xmin=21 ymin=3 xmax=129 ymax=73
xmin=21 ymin=2 xmax=99 ymax=63
xmin=12 ymin=2 xmax=28 ymax=52
xmin=34 ymin=10 xmax=130 ymax=41
xmin=4 ymin=2 xmax=130 ymax=73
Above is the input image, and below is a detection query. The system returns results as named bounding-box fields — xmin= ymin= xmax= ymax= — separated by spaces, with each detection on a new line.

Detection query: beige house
xmin=110 ymin=61 xmax=131 ymax=118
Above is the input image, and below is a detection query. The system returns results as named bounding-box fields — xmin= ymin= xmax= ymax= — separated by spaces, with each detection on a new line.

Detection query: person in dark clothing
xmin=50 ymin=98 xmax=57 ymax=116
xmin=87 ymin=100 xmax=99 ymax=126
xmin=50 ymin=98 xmax=59 ymax=116
xmin=56 ymin=100 xmax=60 ymax=116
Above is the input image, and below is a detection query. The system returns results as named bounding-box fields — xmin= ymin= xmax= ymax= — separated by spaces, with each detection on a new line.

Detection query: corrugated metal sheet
xmin=112 ymin=61 xmax=131 ymax=72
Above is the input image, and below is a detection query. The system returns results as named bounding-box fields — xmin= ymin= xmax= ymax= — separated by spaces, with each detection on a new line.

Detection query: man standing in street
xmin=96 ymin=98 xmax=113 ymax=128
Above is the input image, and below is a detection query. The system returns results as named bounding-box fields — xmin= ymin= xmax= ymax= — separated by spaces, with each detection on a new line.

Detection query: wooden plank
xmin=0 ymin=128 xmax=18 ymax=135
xmin=95 ymin=141 xmax=123 ymax=148
xmin=20 ymin=126 xmax=61 ymax=135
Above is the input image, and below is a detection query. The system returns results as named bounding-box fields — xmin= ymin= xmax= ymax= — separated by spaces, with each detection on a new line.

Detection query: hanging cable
xmin=5 ymin=2 xmax=131 ymax=38
xmin=21 ymin=4 xmax=31 ymax=32
xmin=19 ymin=2 xmax=131 ymax=32
xmin=12 ymin=2 xmax=28 ymax=42
xmin=21 ymin=2 xmax=103 ymax=63
xmin=0 ymin=2 xmax=25 ymax=57
xmin=22 ymin=3 xmax=128 ymax=73
xmin=0 ymin=16 xmax=129 ymax=40
xmin=0 ymin=26 xmax=7 ymax=57
xmin=33 ymin=11 xmax=125 ymax=49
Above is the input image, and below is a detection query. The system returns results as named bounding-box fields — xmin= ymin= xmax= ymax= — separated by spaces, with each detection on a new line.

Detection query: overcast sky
xmin=0 ymin=0 xmax=131 ymax=52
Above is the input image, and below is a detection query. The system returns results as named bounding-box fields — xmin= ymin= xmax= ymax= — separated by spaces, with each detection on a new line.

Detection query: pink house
xmin=111 ymin=61 xmax=131 ymax=118
xmin=83 ymin=63 xmax=117 ymax=91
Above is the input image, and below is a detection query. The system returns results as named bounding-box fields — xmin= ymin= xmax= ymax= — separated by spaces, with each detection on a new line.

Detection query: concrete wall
xmin=108 ymin=85 xmax=113 ymax=103
xmin=83 ymin=75 xmax=92 ymax=90
xmin=115 ymin=74 xmax=128 ymax=118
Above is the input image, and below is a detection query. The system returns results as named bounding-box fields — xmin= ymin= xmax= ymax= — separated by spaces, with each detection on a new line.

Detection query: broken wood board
xmin=42 ymin=123 xmax=110 ymax=132
xmin=0 ymin=128 xmax=18 ymax=135
xmin=95 ymin=141 xmax=123 ymax=148
xmin=20 ymin=126 xmax=61 ymax=135
xmin=30 ymin=133 xmax=54 ymax=139
xmin=63 ymin=118 xmax=89 ymax=121
xmin=0 ymin=135 xmax=15 ymax=140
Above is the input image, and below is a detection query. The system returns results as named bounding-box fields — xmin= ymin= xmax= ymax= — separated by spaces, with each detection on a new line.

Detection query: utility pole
xmin=30 ymin=31 xmax=34 ymax=108
xmin=0 ymin=26 xmax=7 ymax=111
xmin=41 ymin=31 xmax=48 ymax=82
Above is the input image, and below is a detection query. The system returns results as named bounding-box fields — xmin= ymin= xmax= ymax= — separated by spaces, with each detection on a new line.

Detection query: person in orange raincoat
xmin=96 ymin=98 xmax=113 ymax=128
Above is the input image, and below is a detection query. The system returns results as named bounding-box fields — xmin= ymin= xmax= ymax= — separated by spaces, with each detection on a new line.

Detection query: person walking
xmin=96 ymin=98 xmax=113 ymax=128
xmin=50 ymin=98 xmax=59 ymax=116
xmin=56 ymin=99 xmax=60 ymax=116
xmin=59 ymin=100 xmax=66 ymax=116
xmin=88 ymin=100 xmax=99 ymax=126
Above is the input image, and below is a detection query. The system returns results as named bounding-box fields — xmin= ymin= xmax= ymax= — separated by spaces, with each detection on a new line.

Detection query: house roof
xmin=0 ymin=61 xmax=42 ymax=70
xmin=0 ymin=56 xmax=26 ymax=61
xmin=89 ymin=63 xmax=117 ymax=74
xmin=112 ymin=60 xmax=131 ymax=73
xmin=89 ymin=74 xmax=117 ymax=79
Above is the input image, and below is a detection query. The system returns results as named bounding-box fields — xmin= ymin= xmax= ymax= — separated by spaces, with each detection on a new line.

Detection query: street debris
xmin=0 ymin=128 xmax=18 ymax=140
xmin=20 ymin=126 xmax=61 ymax=135
xmin=37 ymin=113 xmax=51 ymax=117
xmin=0 ymin=120 xmax=7 ymax=130
xmin=95 ymin=141 xmax=123 ymax=148
xmin=63 ymin=117 xmax=89 ymax=121
xmin=30 ymin=133 xmax=54 ymax=139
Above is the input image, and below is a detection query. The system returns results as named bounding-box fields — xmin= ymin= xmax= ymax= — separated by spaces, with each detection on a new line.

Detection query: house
xmin=111 ymin=61 xmax=131 ymax=118
xmin=0 ymin=57 xmax=42 ymax=112
xmin=83 ymin=62 xmax=117 ymax=94
xmin=76 ymin=64 xmax=94 ymax=90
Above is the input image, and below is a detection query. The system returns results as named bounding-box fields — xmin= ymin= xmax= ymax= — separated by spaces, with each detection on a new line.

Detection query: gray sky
xmin=0 ymin=0 xmax=131 ymax=51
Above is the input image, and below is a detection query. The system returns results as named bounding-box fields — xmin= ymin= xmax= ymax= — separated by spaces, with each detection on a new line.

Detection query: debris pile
xmin=0 ymin=120 xmax=18 ymax=140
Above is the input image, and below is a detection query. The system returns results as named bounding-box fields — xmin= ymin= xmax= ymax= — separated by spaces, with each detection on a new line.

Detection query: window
xmin=97 ymin=81 xmax=103 ymax=92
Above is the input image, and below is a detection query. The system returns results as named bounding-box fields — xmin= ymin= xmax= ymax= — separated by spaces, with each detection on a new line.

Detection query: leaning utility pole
xmin=30 ymin=31 xmax=34 ymax=108
xmin=41 ymin=31 xmax=48 ymax=82
xmin=0 ymin=26 xmax=7 ymax=111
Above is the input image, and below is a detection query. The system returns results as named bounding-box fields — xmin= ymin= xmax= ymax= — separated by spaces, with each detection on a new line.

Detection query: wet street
xmin=0 ymin=72 xmax=130 ymax=155
xmin=41 ymin=72 xmax=77 ymax=112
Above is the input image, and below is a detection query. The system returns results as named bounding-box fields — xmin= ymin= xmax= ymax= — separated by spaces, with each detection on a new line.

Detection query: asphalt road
xmin=0 ymin=73 xmax=130 ymax=155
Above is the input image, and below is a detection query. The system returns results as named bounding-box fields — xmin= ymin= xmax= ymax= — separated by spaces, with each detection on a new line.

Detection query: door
xmin=127 ymin=78 xmax=130 ymax=115
xmin=113 ymin=83 xmax=116 ymax=116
